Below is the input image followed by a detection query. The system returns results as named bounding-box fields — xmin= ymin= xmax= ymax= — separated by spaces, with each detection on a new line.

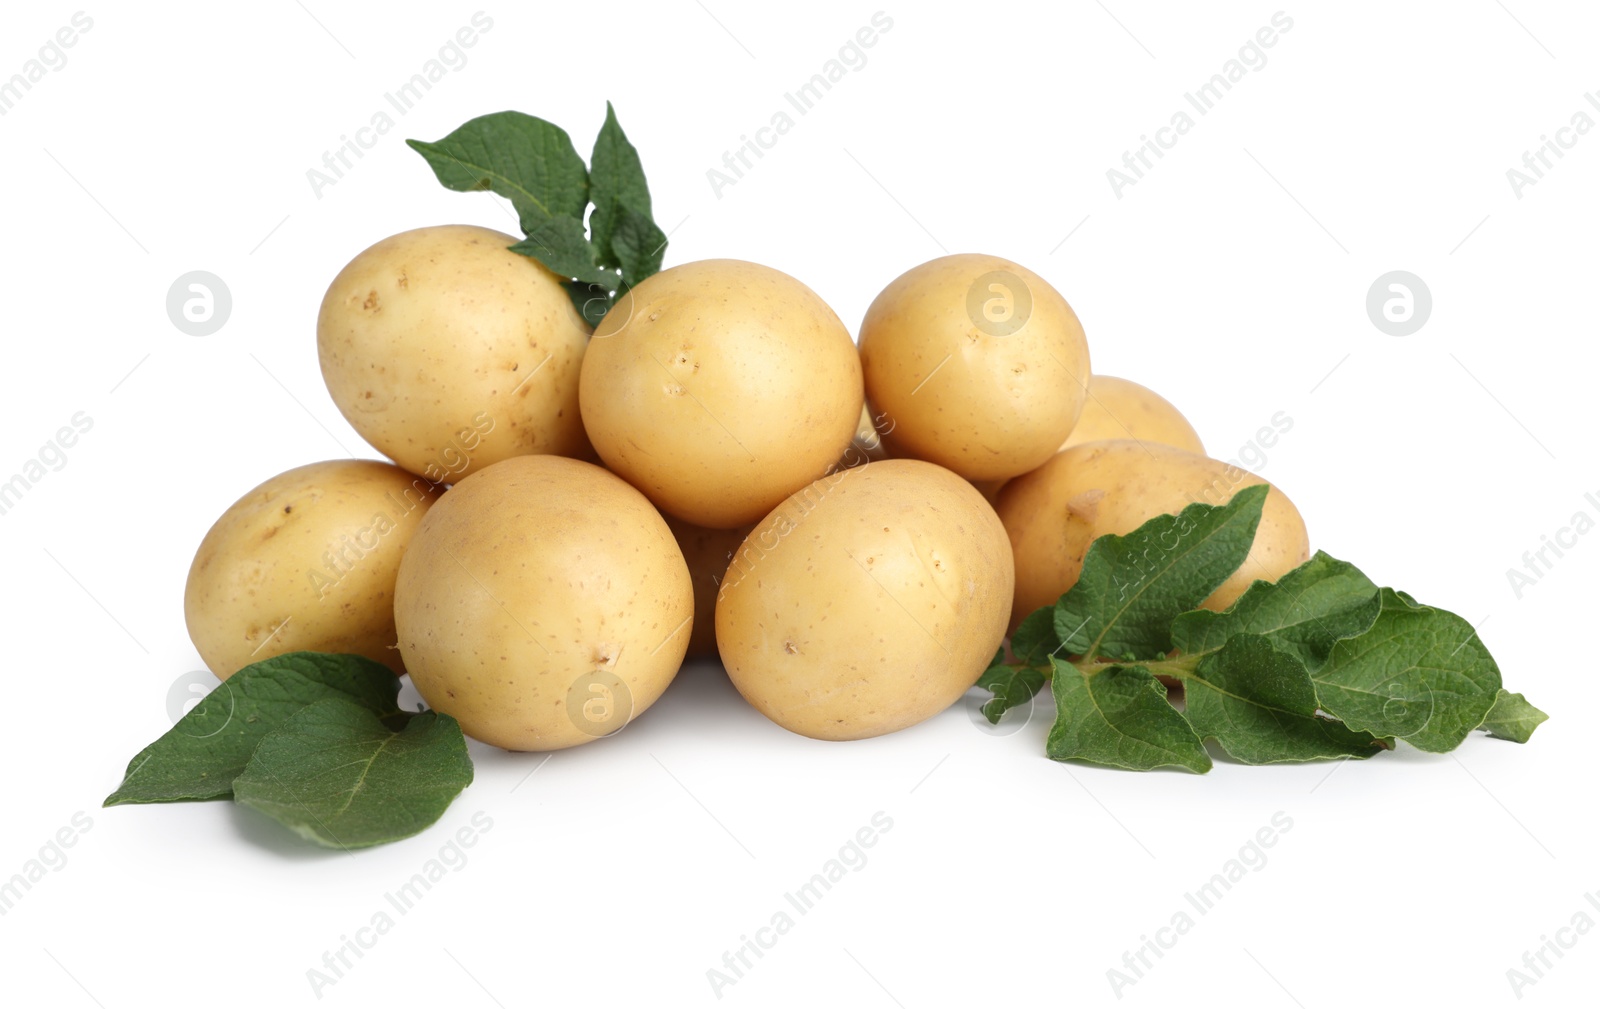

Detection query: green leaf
xmin=611 ymin=204 xmax=668 ymax=289
xmin=508 ymin=216 xmax=617 ymax=287
xmin=232 ymin=699 xmax=473 ymax=850
xmin=1478 ymin=689 xmax=1549 ymax=743
xmin=1053 ymin=484 xmax=1268 ymax=662
xmin=1170 ymin=551 xmax=1382 ymax=672
xmin=1312 ymin=589 xmax=1501 ymax=753
xmin=975 ymin=649 xmax=1047 ymax=724
xmin=565 ymin=280 xmax=614 ymax=327
xmin=588 ymin=102 xmax=658 ymax=271
xmin=407 ymin=111 xmax=589 ymax=233
xmin=1010 ymin=607 xmax=1060 ymax=665
xmin=1183 ymin=634 xmax=1388 ymax=764
xmin=1046 ymin=658 xmax=1211 ymax=773
xmin=105 ymin=653 xmax=400 ymax=806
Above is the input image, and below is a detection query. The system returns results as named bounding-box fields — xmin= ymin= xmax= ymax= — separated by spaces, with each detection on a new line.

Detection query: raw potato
xmin=839 ymin=404 xmax=890 ymax=470
xmin=996 ymin=441 xmax=1309 ymax=629
xmin=665 ymin=516 xmax=751 ymax=659
xmin=395 ymin=455 xmax=692 ymax=751
xmin=859 ymin=253 xmax=1091 ymax=482
xmin=716 ymin=459 xmax=1014 ymax=741
xmin=579 ymin=259 xmax=863 ymax=529
xmin=318 ymin=225 xmax=593 ymax=484
xmin=185 ymin=460 xmax=438 ymax=679
xmin=1061 ymin=375 xmax=1205 ymax=454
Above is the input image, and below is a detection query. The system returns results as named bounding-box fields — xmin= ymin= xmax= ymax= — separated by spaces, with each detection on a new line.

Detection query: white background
xmin=1 ymin=1 xmax=1595 ymax=1006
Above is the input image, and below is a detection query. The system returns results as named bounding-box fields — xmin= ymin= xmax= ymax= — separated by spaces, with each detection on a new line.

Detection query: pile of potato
xmin=185 ymin=226 xmax=1309 ymax=748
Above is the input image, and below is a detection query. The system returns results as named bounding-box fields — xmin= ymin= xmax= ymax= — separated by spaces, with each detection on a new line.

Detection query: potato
xmin=395 ymin=455 xmax=692 ymax=750
xmin=840 ymin=404 xmax=890 ymax=469
xmin=996 ymin=441 xmax=1309 ymax=629
xmin=318 ymin=225 xmax=592 ymax=483
xmin=665 ymin=516 xmax=751 ymax=659
xmin=579 ymin=259 xmax=862 ymax=529
xmin=1061 ymin=375 xmax=1204 ymax=454
xmin=184 ymin=460 xmax=437 ymax=679
xmin=716 ymin=459 xmax=1014 ymax=740
xmin=858 ymin=254 xmax=1091 ymax=481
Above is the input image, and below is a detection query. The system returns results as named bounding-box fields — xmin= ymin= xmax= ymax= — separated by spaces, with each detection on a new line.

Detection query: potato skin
xmin=664 ymin=516 xmax=751 ymax=659
xmin=1061 ymin=375 xmax=1205 ymax=454
xmin=859 ymin=254 xmax=1091 ymax=482
xmin=579 ymin=259 xmax=863 ymax=529
xmin=716 ymin=459 xmax=1014 ymax=741
xmin=317 ymin=225 xmax=592 ymax=483
xmin=184 ymin=460 xmax=438 ymax=679
xmin=395 ymin=455 xmax=692 ymax=751
xmin=996 ymin=441 xmax=1309 ymax=629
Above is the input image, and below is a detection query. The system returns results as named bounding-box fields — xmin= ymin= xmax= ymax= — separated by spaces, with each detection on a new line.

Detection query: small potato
xmin=716 ymin=459 xmax=1014 ymax=741
xmin=318 ymin=225 xmax=593 ymax=483
xmin=185 ymin=460 xmax=438 ymax=679
xmin=996 ymin=441 xmax=1309 ymax=629
xmin=395 ymin=455 xmax=692 ymax=751
xmin=580 ymin=260 xmax=863 ymax=529
xmin=859 ymin=254 xmax=1091 ymax=481
xmin=1062 ymin=375 xmax=1205 ymax=455
xmin=665 ymin=516 xmax=751 ymax=659
xmin=840 ymin=404 xmax=891 ymax=469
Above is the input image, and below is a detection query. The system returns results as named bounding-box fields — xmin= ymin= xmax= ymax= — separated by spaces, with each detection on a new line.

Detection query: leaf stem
xmin=1074 ymin=654 xmax=1202 ymax=679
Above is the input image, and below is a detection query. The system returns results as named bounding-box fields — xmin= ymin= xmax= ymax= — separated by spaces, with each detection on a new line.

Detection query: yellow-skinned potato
xmin=580 ymin=259 xmax=863 ymax=529
xmin=665 ymin=516 xmax=751 ymax=659
xmin=996 ymin=441 xmax=1309 ymax=629
xmin=859 ymin=254 xmax=1091 ymax=482
xmin=185 ymin=460 xmax=438 ymax=679
xmin=838 ymin=404 xmax=890 ymax=470
xmin=1062 ymin=375 xmax=1204 ymax=454
xmin=395 ymin=455 xmax=692 ymax=751
xmin=716 ymin=459 xmax=1014 ymax=741
xmin=318 ymin=225 xmax=593 ymax=484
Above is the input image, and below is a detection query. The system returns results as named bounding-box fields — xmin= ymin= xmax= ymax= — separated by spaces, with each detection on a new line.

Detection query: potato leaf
xmin=566 ymin=280 xmax=614 ymax=327
xmin=1010 ymin=608 xmax=1060 ymax=665
xmin=610 ymin=204 xmax=668 ymax=290
xmin=975 ymin=649 xmax=1048 ymax=724
xmin=509 ymin=215 xmax=618 ymax=287
xmin=1478 ymin=689 xmax=1549 ymax=743
xmin=1312 ymin=589 xmax=1501 ymax=753
xmin=1170 ymin=550 xmax=1382 ymax=671
xmin=1053 ymin=484 xmax=1268 ymax=662
xmin=232 ymin=699 xmax=473 ymax=850
xmin=407 ymin=111 xmax=589 ymax=233
xmin=589 ymin=102 xmax=659 ymax=274
xmin=105 ymin=653 xmax=400 ymax=806
xmin=1046 ymin=659 xmax=1211 ymax=773
xmin=1183 ymin=634 xmax=1388 ymax=764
